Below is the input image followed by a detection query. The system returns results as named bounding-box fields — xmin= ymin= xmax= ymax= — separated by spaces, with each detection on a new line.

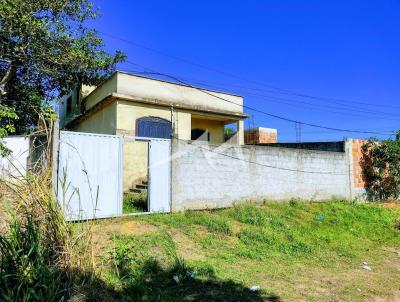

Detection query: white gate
xmin=148 ymin=139 xmax=171 ymax=213
xmin=57 ymin=131 xmax=123 ymax=220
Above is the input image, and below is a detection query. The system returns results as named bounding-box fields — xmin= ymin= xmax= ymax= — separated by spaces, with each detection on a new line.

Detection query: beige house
xmin=59 ymin=71 xmax=248 ymax=191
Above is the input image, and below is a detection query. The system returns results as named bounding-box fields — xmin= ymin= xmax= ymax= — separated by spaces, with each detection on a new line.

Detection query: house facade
xmin=59 ymin=71 xmax=248 ymax=191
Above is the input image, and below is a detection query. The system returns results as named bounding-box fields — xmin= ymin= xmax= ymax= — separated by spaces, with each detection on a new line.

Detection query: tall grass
xmin=0 ymin=131 xmax=95 ymax=301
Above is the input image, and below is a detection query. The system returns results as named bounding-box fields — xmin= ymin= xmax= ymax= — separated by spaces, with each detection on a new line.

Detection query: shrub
xmin=362 ymin=132 xmax=400 ymax=201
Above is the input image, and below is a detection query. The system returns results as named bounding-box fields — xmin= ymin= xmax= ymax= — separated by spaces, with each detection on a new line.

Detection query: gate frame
xmin=123 ymin=135 xmax=172 ymax=215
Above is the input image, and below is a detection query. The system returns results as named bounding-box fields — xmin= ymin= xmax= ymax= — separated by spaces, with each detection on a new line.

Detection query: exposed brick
xmin=352 ymin=139 xmax=366 ymax=188
xmin=245 ymin=127 xmax=277 ymax=144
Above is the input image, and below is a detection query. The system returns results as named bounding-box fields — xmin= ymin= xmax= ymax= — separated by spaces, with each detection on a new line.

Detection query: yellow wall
xmin=191 ymin=118 xmax=225 ymax=144
xmin=116 ymin=100 xmax=191 ymax=139
xmin=116 ymin=100 xmax=192 ymax=191
xmin=123 ymin=139 xmax=148 ymax=191
xmin=74 ymin=102 xmax=117 ymax=134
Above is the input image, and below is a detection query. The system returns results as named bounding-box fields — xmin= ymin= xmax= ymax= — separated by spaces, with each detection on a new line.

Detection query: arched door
xmin=135 ymin=116 xmax=172 ymax=139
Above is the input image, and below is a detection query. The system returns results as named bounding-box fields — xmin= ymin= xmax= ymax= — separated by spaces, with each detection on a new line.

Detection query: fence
xmin=1 ymin=130 xmax=364 ymax=219
xmin=170 ymin=138 xmax=353 ymax=211
xmin=55 ymin=132 xmax=171 ymax=220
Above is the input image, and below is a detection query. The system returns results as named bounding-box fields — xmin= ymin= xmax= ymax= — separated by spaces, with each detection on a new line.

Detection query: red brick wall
xmin=352 ymin=139 xmax=366 ymax=188
xmin=245 ymin=128 xmax=277 ymax=144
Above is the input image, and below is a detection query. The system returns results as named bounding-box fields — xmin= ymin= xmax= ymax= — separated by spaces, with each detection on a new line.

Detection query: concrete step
xmin=130 ymin=188 xmax=145 ymax=194
xmin=136 ymin=184 xmax=148 ymax=189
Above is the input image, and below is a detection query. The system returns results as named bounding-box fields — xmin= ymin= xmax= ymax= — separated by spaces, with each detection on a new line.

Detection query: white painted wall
xmin=171 ymin=139 xmax=351 ymax=211
xmin=0 ymin=136 xmax=29 ymax=178
xmin=57 ymin=131 xmax=123 ymax=220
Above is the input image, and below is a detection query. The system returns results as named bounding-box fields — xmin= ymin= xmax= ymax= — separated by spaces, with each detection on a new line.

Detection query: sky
xmin=88 ymin=0 xmax=400 ymax=142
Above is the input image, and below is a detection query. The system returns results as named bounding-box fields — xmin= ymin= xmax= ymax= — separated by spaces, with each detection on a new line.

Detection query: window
xmin=191 ymin=128 xmax=210 ymax=141
xmin=135 ymin=116 xmax=172 ymax=139
xmin=66 ymin=96 xmax=72 ymax=114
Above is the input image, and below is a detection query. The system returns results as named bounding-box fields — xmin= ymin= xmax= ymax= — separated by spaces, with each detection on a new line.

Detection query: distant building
xmin=244 ymin=127 xmax=277 ymax=144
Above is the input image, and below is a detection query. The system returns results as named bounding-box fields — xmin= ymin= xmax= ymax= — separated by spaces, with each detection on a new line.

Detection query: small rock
xmin=357 ymin=288 xmax=362 ymax=293
xmin=249 ymin=285 xmax=260 ymax=292
xmin=397 ymin=251 xmax=400 ymax=257
xmin=173 ymin=275 xmax=180 ymax=283
xmin=361 ymin=262 xmax=372 ymax=271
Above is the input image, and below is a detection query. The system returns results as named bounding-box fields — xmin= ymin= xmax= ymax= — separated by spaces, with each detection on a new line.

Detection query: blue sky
xmin=89 ymin=0 xmax=400 ymax=142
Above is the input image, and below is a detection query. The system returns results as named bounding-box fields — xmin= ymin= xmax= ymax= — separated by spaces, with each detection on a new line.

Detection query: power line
xmin=123 ymin=61 xmax=394 ymax=135
xmin=160 ymin=75 xmax=400 ymax=119
xmin=101 ymin=30 xmax=400 ymax=110
xmin=120 ymin=66 xmax=400 ymax=121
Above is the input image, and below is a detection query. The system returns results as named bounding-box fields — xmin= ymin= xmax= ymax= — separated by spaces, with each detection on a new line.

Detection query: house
xmin=59 ymin=71 xmax=248 ymax=191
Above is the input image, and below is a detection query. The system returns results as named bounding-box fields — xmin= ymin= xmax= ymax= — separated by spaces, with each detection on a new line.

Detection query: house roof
xmin=117 ymin=70 xmax=244 ymax=98
xmin=66 ymin=71 xmax=248 ymax=128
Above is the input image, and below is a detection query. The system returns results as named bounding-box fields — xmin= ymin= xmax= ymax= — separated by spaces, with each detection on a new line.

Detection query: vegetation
xmin=0 ymin=0 xmax=126 ymax=151
xmin=1 ymin=143 xmax=399 ymax=302
xmin=224 ymin=127 xmax=236 ymax=141
xmin=362 ymin=132 xmax=400 ymax=201
xmin=123 ymin=192 xmax=148 ymax=213
xmin=0 ymin=171 xmax=95 ymax=301
xmin=90 ymin=199 xmax=400 ymax=301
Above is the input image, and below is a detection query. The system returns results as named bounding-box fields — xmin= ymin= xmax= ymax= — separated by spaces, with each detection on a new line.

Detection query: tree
xmin=0 ymin=0 xmax=126 ymax=148
xmin=361 ymin=132 xmax=400 ymax=201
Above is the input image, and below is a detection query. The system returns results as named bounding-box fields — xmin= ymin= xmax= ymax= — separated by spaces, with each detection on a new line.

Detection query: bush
xmin=362 ymin=132 xmax=400 ymax=201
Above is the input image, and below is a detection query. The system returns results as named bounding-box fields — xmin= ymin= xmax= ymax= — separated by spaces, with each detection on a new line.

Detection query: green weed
xmin=123 ymin=192 xmax=148 ymax=213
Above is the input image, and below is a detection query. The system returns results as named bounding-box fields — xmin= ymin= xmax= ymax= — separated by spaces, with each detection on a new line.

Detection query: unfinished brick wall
xmin=352 ymin=139 xmax=366 ymax=188
xmin=245 ymin=127 xmax=277 ymax=144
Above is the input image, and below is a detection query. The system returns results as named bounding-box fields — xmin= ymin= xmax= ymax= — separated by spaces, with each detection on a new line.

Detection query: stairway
xmin=130 ymin=180 xmax=148 ymax=194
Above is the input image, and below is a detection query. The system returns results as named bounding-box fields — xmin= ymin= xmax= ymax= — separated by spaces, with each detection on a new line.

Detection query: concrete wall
xmin=262 ymin=141 xmax=345 ymax=153
xmin=0 ymin=136 xmax=29 ymax=178
xmin=74 ymin=102 xmax=117 ymax=135
xmin=171 ymin=139 xmax=351 ymax=211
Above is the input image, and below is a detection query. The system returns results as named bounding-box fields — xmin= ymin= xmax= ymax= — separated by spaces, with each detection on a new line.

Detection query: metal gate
xmin=57 ymin=131 xmax=123 ymax=220
xmin=148 ymin=138 xmax=171 ymax=213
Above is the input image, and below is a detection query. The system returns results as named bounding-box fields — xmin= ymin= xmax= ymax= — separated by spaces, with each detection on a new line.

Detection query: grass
xmin=123 ymin=192 xmax=148 ymax=213
xmin=0 ymin=172 xmax=95 ymax=302
xmin=2 ymin=182 xmax=400 ymax=301
xmin=92 ymin=199 xmax=400 ymax=301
